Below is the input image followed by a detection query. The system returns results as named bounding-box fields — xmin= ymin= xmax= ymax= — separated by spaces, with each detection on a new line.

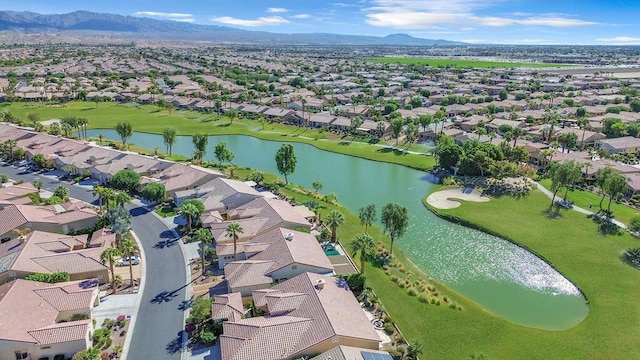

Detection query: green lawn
xmin=539 ymin=178 xmax=639 ymax=225
xmin=368 ymin=57 xmax=569 ymax=69
xmin=154 ymin=206 xmax=176 ymax=218
xmin=2 ymin=101 xmax=434 ymax=170
xmin=419 ymin=189 xmax=640 ymax=359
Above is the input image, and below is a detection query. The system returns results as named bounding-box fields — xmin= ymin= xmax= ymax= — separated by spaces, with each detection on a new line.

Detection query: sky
xmin=2 ymin=0 xmax=640 ymax=45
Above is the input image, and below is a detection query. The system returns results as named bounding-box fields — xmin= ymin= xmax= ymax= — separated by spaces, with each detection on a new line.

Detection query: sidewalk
xmin=533 ymin=181 xmax=627 ymax=229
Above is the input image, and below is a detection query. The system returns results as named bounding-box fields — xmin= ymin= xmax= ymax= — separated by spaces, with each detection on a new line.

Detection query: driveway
xmin=0 ymin=164 xmax=188 ymax=359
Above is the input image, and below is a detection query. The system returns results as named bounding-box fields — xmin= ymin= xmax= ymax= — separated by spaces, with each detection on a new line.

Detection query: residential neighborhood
xmin=2 ymin=39 xmax=640 ymax=360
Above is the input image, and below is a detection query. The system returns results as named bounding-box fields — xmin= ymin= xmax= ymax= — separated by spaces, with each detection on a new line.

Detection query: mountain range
xmin=0 ymin=10 xmax=464 ymax=46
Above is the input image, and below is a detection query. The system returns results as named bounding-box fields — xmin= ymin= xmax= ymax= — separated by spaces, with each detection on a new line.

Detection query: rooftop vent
xmin=315 ymin=279 xmax=325 ymax=290
xmin=285 ymin=232 xmax=294 ymax=241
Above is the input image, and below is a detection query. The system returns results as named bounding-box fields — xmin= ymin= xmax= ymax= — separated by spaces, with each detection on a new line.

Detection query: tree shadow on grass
xmin=338 ymin=141 xmax=350 ymax=146
xmin=216 ymin=123 xmax=231 ymax=127
xmin=376 ymin=147 xmax=408 ymax=156
xmin=543 ymin=205 xmax=564 ymax=219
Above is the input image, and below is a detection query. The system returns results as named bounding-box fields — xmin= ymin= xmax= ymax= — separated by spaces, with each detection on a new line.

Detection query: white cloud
xmin=133 ymin=11 xmax=195 ymax=23
xmin=364 ymin=1 xmax=598 ymax=29
xmin=133 ymin=11 xmax=193 ymax=18
xmin=462 ymin=39 xmax=486 ymax=44
xmin=267 ymin=7 xmax=288 ymax=13
xmin=211 ymin=16 xmax=289 ymax=27
xmin=291 ymin=14 xmax=311 ymax=19
xmin=596 ymin=36 xmax=640 ymax=43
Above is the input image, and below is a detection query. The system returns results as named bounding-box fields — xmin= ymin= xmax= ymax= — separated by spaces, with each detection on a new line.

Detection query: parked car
xmin=117 ymin=256 xmax=141 ymax=266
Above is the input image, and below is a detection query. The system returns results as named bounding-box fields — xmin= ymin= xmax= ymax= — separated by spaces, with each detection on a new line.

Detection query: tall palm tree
xmin=577 ymin=117 xmax=589 ymax=149
xmin=351 ymin=234 xmax=375 ymax=274
xmin=358 ymin=203 xmax=377 ymax=234
xmin=92 ymin=184 xmax=105 ymax=210
xmin=100 ymin=247 xmax=121 ymax=294
xmin=177 ymin=202 xmax=200 ymax=233
xmin=120 ymin=238 xmax=139 ymax=288
xmin=192 ymin=228 xmax=212 ymax=271
xmin=162 ymin=127 xmax=177 ymax=156
xmin=325 ymin=210 xmax=345 ymax=242
xmin=225 ymin=222 xmax=244 ymax=261
xmin=102 ymin=187 xmax=116 ymax=212
xmin=512 ymin=126 xmax=523 ymax=147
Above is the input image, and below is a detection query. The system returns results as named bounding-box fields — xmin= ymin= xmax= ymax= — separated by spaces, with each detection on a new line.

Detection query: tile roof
xmin=221 ymin=273 xmax=380 ymax=360
xmin=224 ymin=260 xmax=275 ymax=289
xmin=28 ymin=320 xmax=91 ymax=345
xmin=211 ymin=293 xmax=245 ymax=323
xmin=0 ymin=279 xmax=97 ymax=343
xmin=6 ymin=231 xmax=107 ymax=276
xmin=249 ymin=228 xmax=333 ymax=275
xmin=221 ymin=316 xmax=313 ymax=360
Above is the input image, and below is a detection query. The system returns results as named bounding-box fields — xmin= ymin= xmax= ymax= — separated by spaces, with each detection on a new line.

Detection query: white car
xmin=117 ymin=256 xmax=141 ymax=266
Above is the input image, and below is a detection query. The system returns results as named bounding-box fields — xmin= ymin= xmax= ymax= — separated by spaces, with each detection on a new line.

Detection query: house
xmin=220 ymin=272 xmax=380 ymax=360
xmin=0 ymin=279 xmax=100 ymax=360
xmin=486 ymin=118 xmax=526 ymax=133
xmin=0 ymin=230 xmax=111 ymax=285
xmin=209 ymin=198 xmax=312 ymax=242
xmin=148 ymin=163 xmax=225 ymax=198
xmin=174 ymin=177 xmax=262 ymax=211
xmin=0 ymin=202 xmax=98 ymax=242
xmin=596 ymin=136 xmax=640 ymax=155
xmin=218 ymin=227 xmax=334 ymax=277
xmin=554 ymin=127 xmax=605 ymax=147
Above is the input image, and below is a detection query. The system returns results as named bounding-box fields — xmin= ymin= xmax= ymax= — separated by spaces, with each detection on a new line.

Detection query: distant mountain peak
xmin=0 ymin=10 xmax=464 ymax=45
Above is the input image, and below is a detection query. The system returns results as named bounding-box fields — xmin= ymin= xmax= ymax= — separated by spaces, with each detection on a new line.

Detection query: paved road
xmin=0 ymin=164 xmax=188 ymax=359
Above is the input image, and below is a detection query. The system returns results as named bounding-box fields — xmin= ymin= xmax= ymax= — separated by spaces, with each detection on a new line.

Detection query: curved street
xmin=0 ymin=164 xmax=188 ymax=360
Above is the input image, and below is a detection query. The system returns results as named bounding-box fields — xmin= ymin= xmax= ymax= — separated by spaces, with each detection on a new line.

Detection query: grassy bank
xmin=1 ymin=101 xmax=434 ymax=171
xmin=368 ymin=57 xmax=569 ymax=69
xmin=423 ymin=189 xmax=640 ymax=359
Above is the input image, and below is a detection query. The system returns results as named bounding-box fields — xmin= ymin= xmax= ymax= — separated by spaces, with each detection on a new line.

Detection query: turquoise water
xmin=86 ymin=130 xmax=589 ymax=330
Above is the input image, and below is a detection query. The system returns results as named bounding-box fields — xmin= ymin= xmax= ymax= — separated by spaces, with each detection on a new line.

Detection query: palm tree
xmin=100 ymin=247 xmax=121 ymax=294
xmin=325 ymin=210 xmax=345 ymax=242
xmin=114 ymin=191 xmax=131 ymax=208
xmin=351 ymin=234 xmax=375 ymax=274
xmin=358 ymin=203 xmax=377 ymax=234
xmin=512 ymin=126 xmax=523 ymax=147
xmin=162 ymin=127 xmax=177 ymax=156
xmin=98 ymin=133 xmax=104 ymax=146
xmin=225 ymin=222 xmax=244 ymax=261
xmin=381 ymin=203 xmax=409 ymax=256
xmin=12 ymin=227 xmax=31 ymax=239
xmin=120 ymin=238 xmax=139 ymax=288
xmin=577 ymin=117 xmax=589 ymax=149
xmin=102 ymin=187 xmax=116 ymax=212
xmin=177 ymin=202 xmax=200 ymax=233
xmin=32 ymin=180 xmax=43 ymax=191
xmin=192 ymin=228 xmax=213 ymax=271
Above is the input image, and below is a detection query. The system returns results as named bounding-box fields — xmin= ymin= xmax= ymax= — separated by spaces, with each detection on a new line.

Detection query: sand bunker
xmin=427 ymin=187 xmax=489 ymax=209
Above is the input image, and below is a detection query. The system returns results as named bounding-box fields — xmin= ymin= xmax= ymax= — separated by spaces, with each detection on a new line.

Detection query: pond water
xmin=87 ymin=129 xmax=589 ymax=330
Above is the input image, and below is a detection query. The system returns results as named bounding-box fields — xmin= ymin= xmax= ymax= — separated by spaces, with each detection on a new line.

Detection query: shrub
xmin=70 ymin=313 xmax=89 ymax=321
xmin=199 ymin=330 xmax=216 ymax=344
xmin=116 ymin=315 xmax=126 ymax=322
xmin=102 ymin=318 xmax=116 ymax=329
xmin=418 ymin=293 xmax=429 ymax=303
xmin=407 ymin=287 xmax=417 ymax=296
xmin=109 ymin=169 xmax=141 ymax=193
xmin=383 ymin=322 xmax=395 ymax=335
